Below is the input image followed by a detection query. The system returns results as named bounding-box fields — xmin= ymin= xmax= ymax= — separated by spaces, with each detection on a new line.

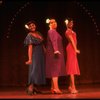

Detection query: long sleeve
xmin=48 ymin=29 xmax=59 ymax=52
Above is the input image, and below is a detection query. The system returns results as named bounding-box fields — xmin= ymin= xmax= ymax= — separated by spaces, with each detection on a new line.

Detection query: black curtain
xmin=0 ymin=0 xmax=100 ymax=87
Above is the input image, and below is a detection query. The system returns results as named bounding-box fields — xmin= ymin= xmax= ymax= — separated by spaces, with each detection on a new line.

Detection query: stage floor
xmin=0 ymin=84 xmax=100 ymax=99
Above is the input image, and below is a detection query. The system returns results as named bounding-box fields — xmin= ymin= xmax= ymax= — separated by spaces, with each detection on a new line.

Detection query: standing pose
xmin=46 ymin=18 xmax=66 ymax=94
xmin=65 ymin=18 xmax=80 ymax=94
xmin=24 ymin=20 xmax=46 ymax=95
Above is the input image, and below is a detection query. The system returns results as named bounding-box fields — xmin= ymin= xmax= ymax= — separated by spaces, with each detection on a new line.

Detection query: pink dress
xmin=46 ymin=29 xmax=66 ymax=78
xmin=65 ymin=29 xmax=80 ymax=75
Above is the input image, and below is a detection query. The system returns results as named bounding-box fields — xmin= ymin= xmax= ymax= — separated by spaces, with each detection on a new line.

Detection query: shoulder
xmin=72 ymin=30 xmax=76 ymax=34
xmin=65 ymin=29 xmax=72 ymax=35
xmin=66 ymin=29 xmax=72 ymax=33
xmin=36 ymin=31 xmax=41 ymax=34
xmin=26 ymin=33 xmax=33 ymax=38
xmin=48 ymin=29 xmax=57 ymax=34
xmin=36 ymin=31 xmax=43 ymax=36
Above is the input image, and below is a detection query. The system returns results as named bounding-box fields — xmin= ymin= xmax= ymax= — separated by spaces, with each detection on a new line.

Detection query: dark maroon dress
xmin=46 ymin=29 xmax=66 ymax=78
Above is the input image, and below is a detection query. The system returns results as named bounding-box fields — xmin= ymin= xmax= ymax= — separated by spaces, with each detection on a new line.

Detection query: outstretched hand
xmin=54 ymin=53 xmax=59 ymax=58
xmin=54 ymin=51 xmax=61 ymax=58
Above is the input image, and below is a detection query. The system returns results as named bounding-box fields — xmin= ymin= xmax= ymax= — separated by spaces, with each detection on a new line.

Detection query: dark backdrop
xmin=0 ymin=0 xmax=100 ymax=87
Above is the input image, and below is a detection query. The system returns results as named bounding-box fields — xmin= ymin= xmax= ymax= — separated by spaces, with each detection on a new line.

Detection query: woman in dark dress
xmin=24 ymin=21 xmax=46 ymax=95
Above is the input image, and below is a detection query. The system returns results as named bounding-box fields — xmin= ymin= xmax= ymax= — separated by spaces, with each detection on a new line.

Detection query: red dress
xmin=65 ymin=29 xmax=80 ymax=75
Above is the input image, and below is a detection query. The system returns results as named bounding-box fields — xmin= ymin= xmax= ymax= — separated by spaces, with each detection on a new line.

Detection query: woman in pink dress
xmin=46 ymin=18 xmax=66 ymax=94
xmin=65 ymin=18 xmax=80 ymax=94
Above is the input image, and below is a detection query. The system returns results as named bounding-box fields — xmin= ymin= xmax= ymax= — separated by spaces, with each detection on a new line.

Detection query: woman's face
xmin=49 ymin=19 xmax=57 ymax=29
xmin=67 ymin=20 xmax=73 ymax=29
xmin=28 ymin=23 xmax=36 ymax=32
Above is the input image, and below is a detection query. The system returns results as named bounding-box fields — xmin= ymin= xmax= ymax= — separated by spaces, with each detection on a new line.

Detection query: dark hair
xmin=26 ymin=20 xmax=36 ymax=26
xmin=46 ymin=18 xmax=56 ymax=25
xmin=67 ymin=18 xmax=73 ymax=22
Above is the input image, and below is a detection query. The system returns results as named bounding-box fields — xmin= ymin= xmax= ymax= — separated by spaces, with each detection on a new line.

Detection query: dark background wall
xmin=0 ymin=0 xmax=100 ymax=87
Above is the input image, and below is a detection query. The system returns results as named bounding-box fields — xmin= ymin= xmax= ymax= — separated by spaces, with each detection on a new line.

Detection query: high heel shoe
xmin=26 ymin=88 xmax=33 ymax=95
xmin=71 ymin=89 xmax=78 ymax=94
xmin=33 ymin=87 xmax=42 ymax=94
xmin=68 ymin=87 xmax=78 ymax=94
xmin=51 ymin=88 xmax=62 ymax=94
xmin=51 ymin=88 xmax=54 ymax=93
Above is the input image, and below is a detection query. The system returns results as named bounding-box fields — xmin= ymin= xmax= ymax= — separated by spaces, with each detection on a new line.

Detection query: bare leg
xmin=69 ymin=75 xmax=78 ymax=93
xmin=52 ymin=77 xmax=59 ymax=89
xmin=51 ymin=79 xmax=54 ymax=90
xmin=51 ymin=77 xmax=62 ymax=94
xmin=68 ymin=76 xmax=72 ymax=91
xmin=28 ymin=84 xmax=33 ymax=91
xmin=26 ymin=84 xmax=33 ymax=95
xmin=70 ymin=74 xmax=76 ymax=89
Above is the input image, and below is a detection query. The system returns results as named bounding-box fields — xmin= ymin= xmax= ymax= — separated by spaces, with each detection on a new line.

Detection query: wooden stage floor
xmin=0 ymin=84 xmax=100 ymax=99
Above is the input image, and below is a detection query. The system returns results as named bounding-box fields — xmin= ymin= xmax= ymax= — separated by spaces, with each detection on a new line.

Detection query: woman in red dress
xmin=65 ymin=18 xmax=80 ymax=94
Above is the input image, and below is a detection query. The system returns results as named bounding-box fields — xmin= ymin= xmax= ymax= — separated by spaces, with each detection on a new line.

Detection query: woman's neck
xmin=68 ymin=27 xmax=72 ymax=30
xmin=31 ymin=31 xmax=37 ymax=34
xmin=50 ymin=27 xmax=56 ymax=30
